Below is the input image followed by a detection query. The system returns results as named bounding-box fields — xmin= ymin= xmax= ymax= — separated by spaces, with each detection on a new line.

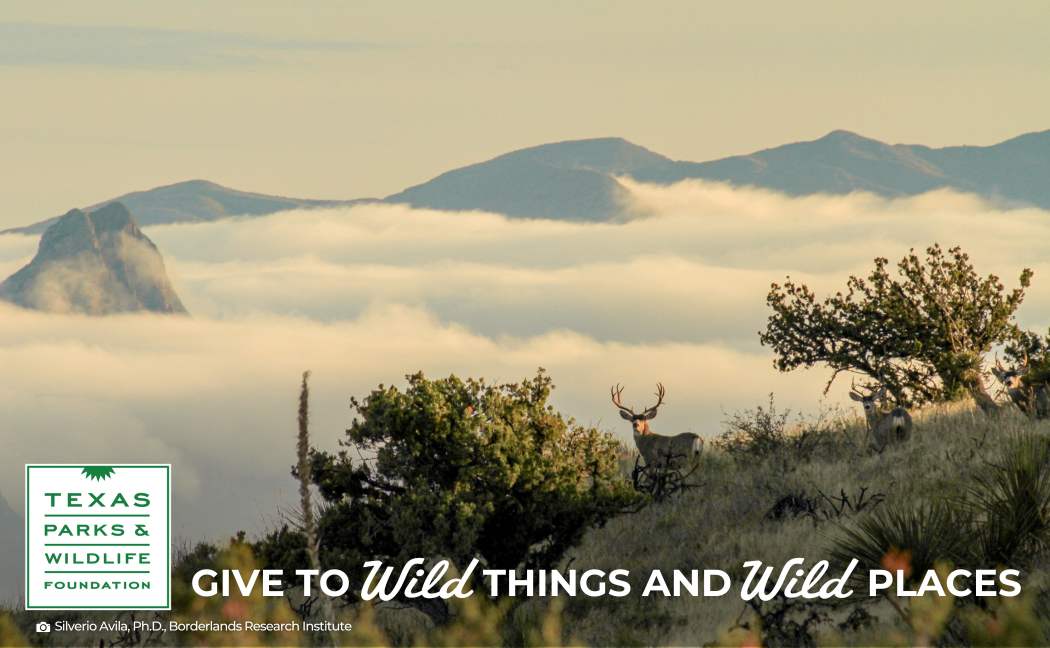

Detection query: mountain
xmin=2 ymin=130 xmax=1048 ymax=231
xmin=2 ymin=180 xmax=371 ymax=235
xmin=384 ymin=138 xmax=671 ymax=221
xmin=630 ymin=129 xmax=1050 ymax=209
xmin=0 ymin=489 xmax=22 ymax=604
xmin=0 ymin=203 xmax=187 ymax=315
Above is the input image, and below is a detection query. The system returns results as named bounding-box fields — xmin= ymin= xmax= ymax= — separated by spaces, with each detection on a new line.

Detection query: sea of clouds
xmin=2 ymin=180 xmax=1050 ymax=541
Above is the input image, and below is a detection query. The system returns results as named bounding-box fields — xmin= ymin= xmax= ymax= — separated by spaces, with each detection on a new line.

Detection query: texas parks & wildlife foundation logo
xmin=24 ymin=464 xmax=171 ymax=610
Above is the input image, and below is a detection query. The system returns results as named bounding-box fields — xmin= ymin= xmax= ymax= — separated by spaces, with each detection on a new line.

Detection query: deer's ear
xmin=644 ymin=409 xmax=658 ymax=420
xmin=1019 ymin=366 xmax=1031 ymax=376
xmin=877 ymin=387 xmax=887 ymax=399
xmin=992 ymin=367 xmax=1004 ymax=379
xmin=849 ymin=392 xmax=864 ymax=402
xmin=619 ymin=410 xmax=633 ymax=421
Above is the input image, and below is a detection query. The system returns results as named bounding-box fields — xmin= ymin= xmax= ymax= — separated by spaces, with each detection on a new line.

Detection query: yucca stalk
xmin=298 ymin=371 xmax=338 ymax=645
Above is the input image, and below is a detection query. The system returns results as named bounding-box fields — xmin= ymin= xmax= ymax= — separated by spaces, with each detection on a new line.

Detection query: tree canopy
xmin=258 ymin=369 xmax=640 ymax=625
xmin=760 ymin=244 xmax=1032 ymax=408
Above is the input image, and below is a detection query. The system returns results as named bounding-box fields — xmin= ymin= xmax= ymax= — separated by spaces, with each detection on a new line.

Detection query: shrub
xmin=830 ymin=500 xmax=970 ymax=594
xmin=259 ymin=369 xmax=643 ymax=627
xmin=629 ymin=454 xmax=700 ymax=504
xmin=966 ymin=434 xmax=1050 ymax=567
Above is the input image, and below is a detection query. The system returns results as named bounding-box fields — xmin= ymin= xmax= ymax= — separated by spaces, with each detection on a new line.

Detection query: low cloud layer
xmin=0 ymin=302 xmax=827 ymax=540
xmin=2 ymin=181 xmax=1048 ymax=540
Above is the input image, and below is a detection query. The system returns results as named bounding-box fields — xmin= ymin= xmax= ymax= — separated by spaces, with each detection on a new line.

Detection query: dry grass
xmin=530 ymin=400 xmax=1050 ymax=646
xmin=5 ymin=400 xmax=1050 ymax=646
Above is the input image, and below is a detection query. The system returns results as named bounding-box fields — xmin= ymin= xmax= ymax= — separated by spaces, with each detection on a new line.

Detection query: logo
xmin=25 ymin=465 xmax=171 ymax=610
xmin=35 ymin=622 xmax=50 ymax=633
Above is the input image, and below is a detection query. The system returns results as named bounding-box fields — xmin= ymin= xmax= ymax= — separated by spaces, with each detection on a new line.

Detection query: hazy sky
xmin=1 ymin=1 xmax=1049 ymax=228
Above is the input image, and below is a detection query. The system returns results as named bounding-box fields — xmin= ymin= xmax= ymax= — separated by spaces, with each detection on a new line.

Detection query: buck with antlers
xmin=992 ymin=354 xmax=1050 ymax=418
xmin=849 ymin=382 xmax=912 ymax=451
xmin=611 ymin=383 xmax=702 ymax=468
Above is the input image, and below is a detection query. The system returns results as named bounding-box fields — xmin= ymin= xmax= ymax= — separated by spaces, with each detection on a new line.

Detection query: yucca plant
xmin=966 ymin=434 xmax=1050 ymax=567
xmin=830 ymin=500 xmax=970 ymax=594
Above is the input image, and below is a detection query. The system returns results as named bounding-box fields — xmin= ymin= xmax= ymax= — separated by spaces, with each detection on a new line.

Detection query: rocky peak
xmin=0 ymin=202 xmax=187 ymax=315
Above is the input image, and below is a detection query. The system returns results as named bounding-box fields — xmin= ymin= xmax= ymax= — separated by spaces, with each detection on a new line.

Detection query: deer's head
xmin=992 ymin=353 xmax=1030 ymax=392
xmin=849 ymin=381 xmax=887 ymax=428
xmin=611 ymin=383 xmax=665 ymax=436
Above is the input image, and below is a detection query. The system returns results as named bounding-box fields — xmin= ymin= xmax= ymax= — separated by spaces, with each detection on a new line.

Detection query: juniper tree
xmin=258 ymin=369 xmax=641 ymax=626
xmin=759 ymin=244 xmax=1032 ymax=409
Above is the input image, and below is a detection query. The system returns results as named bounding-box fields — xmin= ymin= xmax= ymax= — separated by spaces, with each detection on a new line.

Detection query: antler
xmin=640 ymin=383 xmax=665 ymax=417
xmin=850 ymin=377 xmax=866 ymax=397
xmin=850 ymin=377 xmax=879 ymax=399
xmin=610 ymin=384 xmax=635 ymax=415
xmin=996 ymin=351 xmax=1030 ymax=372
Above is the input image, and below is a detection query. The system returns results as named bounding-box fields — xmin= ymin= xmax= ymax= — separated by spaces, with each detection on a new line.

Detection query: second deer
xmin=611 ymin=383 xmax=702 ymax=468
xmin=849 ymin=383 xmax=912 ymax=451
xmin=992 ymin=354 xmax=1050 ymax=418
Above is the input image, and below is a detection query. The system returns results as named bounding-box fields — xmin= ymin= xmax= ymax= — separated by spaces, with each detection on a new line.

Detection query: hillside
xmin=5 ymin=402 xmax=1047 ymax=645
xmin=0 ymin=203 xmax=187 ymax=315
xmin=526 ymin=402 xmax=1050 ymax=646
xmin=2 ymin=180 xmax=371 ymax=235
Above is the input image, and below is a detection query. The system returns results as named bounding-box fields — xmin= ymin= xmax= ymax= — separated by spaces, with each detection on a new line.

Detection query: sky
xmin=1 ymin=2 xmax=1050 ymax=546
xmin=1 ymin=1 xmax=1049 ymax=229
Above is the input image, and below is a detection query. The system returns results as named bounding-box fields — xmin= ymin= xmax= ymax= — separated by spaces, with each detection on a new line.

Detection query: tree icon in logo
xmin=81 ymin=466 xmax=116 ymax=481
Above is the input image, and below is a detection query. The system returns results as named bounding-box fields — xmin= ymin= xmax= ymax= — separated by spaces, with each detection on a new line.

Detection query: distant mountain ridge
xmin=3 ymin=180 xmax=370 ymax=235
xmin=3 ymin=129 xmax=1049 ymax=231
xmin=630 ymin=129 xmax=1050 ymax=208
xmin=384 ymin=138 xmax=669 ymax=221
xmin=0 ymin=203 xmax=186 ymax=315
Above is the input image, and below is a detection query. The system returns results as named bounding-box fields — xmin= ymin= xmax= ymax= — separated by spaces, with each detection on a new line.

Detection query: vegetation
xmin=8 ymin=396 xmax=1050 ymax=646
xmin=9 ymin=245 xmax=1050 ymax=646
xmin=760 ymin=244 xmax=1032 ymax=408
xmin=257 ymin=369 xmax=642 ymax=627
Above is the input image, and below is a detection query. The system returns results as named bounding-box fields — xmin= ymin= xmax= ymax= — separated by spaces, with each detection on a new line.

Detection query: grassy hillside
xmin=545 ymin=399 xmax=1050 ymax=646
xmin=4 ymin=399 xmax=1048 ymax=647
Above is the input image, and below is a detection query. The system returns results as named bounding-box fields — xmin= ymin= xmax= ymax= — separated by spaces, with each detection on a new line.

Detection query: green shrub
xmin=831 ymin=500 xmax=969 ymax=593
xmin=967 ymin=434 xmax=1050 ymax=567
xmin=259 ymin=369 xmax=643 ymax=627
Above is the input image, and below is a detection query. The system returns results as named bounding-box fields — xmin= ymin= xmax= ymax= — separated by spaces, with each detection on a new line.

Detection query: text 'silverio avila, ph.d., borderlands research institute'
xmin=24 ymin=465 xmax=171 ymax=610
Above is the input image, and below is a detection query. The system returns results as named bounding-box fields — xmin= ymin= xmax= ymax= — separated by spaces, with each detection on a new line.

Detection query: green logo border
xmin=24 ymin=464 xmax=171 ymax=610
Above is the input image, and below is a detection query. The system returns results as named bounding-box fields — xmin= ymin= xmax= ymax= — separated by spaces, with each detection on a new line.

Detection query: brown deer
xmin=992 ymin=354 xmax=1050 ymax=418
xmin=849 ymin=382 xmax=912 ymax=450
xmin=611 ymin=383 xmax=702 ymax=468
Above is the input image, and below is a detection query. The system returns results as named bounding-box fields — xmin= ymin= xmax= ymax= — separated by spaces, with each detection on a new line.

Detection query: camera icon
xmin=36 ymin=621 xmax=51 ymax=633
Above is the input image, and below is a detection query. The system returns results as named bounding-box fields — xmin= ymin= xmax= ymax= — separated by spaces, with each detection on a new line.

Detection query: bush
xmin=259 ymin=369 xmax=643 ymax=626
xmin=831 ymin=500 xmax=970 ymax=594
xmin=967 ymin=435 xmax=1050 ymax=567
xmin=629 ymin=454 xmax=699 ymax=504
xmin=716 ymin=395 xmax=842 ymax=476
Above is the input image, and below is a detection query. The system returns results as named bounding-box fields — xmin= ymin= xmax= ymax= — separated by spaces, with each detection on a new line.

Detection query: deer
xmin=849 ymin=382 xmax=912 ymax=451
xmin=992 ymin=353 xmax=1050 ymax=418
xmin=611 ymin=383 xmax=702 ymax=468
